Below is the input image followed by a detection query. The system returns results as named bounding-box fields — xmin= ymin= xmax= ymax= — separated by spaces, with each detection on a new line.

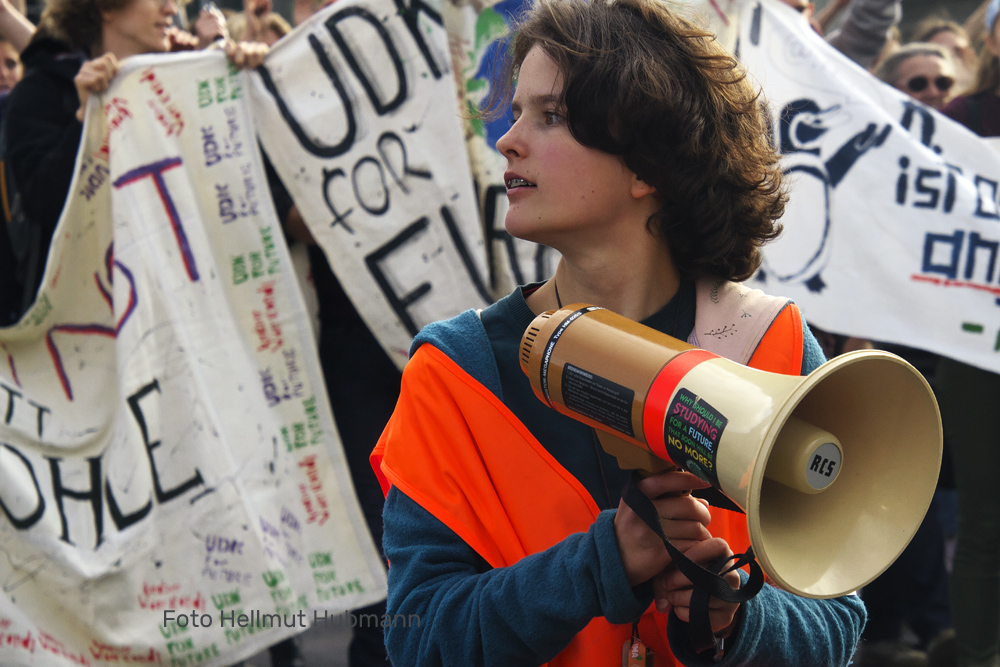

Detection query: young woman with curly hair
xmin=370 ymin=0 xmax=866 ymax=665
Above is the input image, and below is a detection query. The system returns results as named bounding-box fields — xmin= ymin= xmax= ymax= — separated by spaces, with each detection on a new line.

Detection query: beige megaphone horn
xmin=520 ymin=304 xmax=942 ymax=599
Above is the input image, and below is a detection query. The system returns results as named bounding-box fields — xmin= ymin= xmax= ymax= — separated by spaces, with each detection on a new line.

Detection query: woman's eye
xmin=544 ymin=111 xmax=564 ymax=125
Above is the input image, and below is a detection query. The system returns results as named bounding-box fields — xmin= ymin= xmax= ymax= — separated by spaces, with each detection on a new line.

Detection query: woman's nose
xmin=496 ymin=120 xmax=520 ymax=157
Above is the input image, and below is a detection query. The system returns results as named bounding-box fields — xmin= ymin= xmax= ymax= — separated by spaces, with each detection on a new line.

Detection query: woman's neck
xmin=527 ymin=245 xmax=681 ymax=322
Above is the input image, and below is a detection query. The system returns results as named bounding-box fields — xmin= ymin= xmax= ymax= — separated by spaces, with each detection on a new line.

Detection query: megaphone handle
xmin=621 ymin=471 xmax=765 ymax=654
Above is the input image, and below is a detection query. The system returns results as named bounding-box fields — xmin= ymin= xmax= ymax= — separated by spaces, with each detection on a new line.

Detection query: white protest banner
xmin=678 ymin=0 xmax=743 ymax=52
xmin=249 ymin=0 xmax=498 ymax=367
xmin=0 ymin=51 xmax=386 ymax=667
xmin=740 ymin=0 xmax=1000 ymax=374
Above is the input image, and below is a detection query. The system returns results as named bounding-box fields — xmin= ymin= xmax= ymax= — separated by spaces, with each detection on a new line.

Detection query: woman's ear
xmin=631 ymin=174 xmax=656 ymax=199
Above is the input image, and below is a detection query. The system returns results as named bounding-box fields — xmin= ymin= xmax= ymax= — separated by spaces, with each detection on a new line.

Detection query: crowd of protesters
xmin=0 ymin=0 xmax=999 ymax=665
xmin=793 ymin=3 xmax=1000 ymax=666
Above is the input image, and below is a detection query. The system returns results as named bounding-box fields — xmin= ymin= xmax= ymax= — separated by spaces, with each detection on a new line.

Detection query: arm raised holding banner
xmin=1 ymin=0 xmax=267 ymax=311
xmin=0 ymin=0 xmax=35 ymax=53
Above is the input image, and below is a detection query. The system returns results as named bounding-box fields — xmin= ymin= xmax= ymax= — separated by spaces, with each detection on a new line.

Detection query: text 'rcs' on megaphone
xmin=519 ymin=304 xmax=942 ymax=599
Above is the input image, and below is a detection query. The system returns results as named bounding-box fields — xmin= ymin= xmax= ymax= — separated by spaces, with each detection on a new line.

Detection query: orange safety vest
xmin=371 ymin=300 xmax=804 ymax=666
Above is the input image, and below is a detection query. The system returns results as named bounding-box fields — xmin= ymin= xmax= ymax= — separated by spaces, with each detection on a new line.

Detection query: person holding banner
xmin=370 ymin=0 xmax=866 ymax=665
xmin=0 ymin=2 xmax=303 ymax=666
xmin=0 ymin=0 xmax=266 ymax=316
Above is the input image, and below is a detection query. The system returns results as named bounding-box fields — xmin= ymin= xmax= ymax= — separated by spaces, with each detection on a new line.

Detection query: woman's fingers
xmin=224 ymin=39 xmax=269 ymax=69
xmin=74 ymin=53 xmax=120 ymax=120
xmin=635 ymin=469 xmax=711 ymax=499
xmin=80 ymin=53 xmax=120 ymax=90
xmin=615 ymin=470 xmax=716 ymax=586
xmin=652 ymin=538 xmax=742 ymax=634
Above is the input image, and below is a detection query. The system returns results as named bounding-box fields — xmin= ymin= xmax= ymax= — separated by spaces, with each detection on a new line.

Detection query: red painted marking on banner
xmin=139 ymin=68 xmax=184 ymax=136
xmin=0 ymin=627 xmax=35 ymax=653
xmin=114 ymin=158 xmax=198 ymax=282
xmin=94 ymin=273 xmax=112 ymax=309
xmin=255 ymin=281 xmax=284 ymax=352
xmin=911 ymin=274 xmax=1000 ymax=296
xmin=89 ymin=640 xmax=160 ymax=663
xmin=137 ymin=582 xmax=207 ymax=611
xmin=707 ymin=0 xmax=731 ymax=25
xmin=46 ymin=325 xmax=116 ymax=401
xmin=43 ymin=242 xmax=138 ymax=401
xmin=104 ymin=97 xmax=132 ymax=134
xmin=298 ymin=455 xmax=330 ymax=526
xmin=37 ymin=630 xmax=91 ymax=666
xmin=2 ymin=345 xmax=18 ymax=387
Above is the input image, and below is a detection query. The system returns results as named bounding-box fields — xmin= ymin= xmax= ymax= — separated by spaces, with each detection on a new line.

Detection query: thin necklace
xmin=554 ymin=280 xmax=563 ymax=308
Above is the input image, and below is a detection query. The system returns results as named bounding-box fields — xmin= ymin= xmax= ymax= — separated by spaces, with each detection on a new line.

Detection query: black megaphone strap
xmin=621 ymin=471 xmax=765 ymax=655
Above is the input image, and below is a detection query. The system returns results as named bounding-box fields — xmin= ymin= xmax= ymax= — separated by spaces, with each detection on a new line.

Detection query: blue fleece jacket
xmin=381 ymin=283 xmax=863 ymax=666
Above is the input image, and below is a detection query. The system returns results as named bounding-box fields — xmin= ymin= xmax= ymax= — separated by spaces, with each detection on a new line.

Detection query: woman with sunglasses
xmin=875 ymin=41 xmax=957 ymax=110
xmin=935 ymin=2 xmax=1000 ymax=665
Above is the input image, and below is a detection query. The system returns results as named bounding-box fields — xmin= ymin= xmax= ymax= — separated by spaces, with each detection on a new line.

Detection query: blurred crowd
xmin=780 ymin=2 xmax=1000 ymax=666
xmin=0 ymin=0 xmax=999 ymax=665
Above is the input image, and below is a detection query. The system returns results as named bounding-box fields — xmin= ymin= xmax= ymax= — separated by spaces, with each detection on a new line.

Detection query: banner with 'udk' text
xmin=0 ymin=50 xmax=386 ymax=667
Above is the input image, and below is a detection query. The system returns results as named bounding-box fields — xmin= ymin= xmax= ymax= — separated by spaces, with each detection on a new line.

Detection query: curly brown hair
xmin=35 ymin=0 xmax=134 ymax=54
xmin=486 ymin=0 xmax=786 ymax=281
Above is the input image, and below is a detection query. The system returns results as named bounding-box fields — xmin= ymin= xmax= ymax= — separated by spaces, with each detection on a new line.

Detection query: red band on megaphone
xmin=643 ymin=349 xmax=719 ymax=461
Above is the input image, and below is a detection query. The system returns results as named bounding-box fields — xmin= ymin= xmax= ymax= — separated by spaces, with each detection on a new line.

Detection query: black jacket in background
xmin=1 ymin=37 xmax=85 ymax=314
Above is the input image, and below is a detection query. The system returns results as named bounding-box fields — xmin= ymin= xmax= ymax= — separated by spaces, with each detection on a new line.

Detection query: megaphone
xmin=520 ymin=304 xmax=942 ymax=599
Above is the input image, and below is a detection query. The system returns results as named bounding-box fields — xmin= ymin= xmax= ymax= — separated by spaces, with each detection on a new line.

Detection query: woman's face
xmin=930 ymin=30 xmax=974 ymax=68
xmin=0 ymin=42 xmax=22 ymax=94
xmin=929 ymin=30 xmax=975 ymax=92
xmin=495 ymin=45 xmax=650 ymax=252
xmin=101 ymin=0 xmax=180 ymax=58
xmin=893 ymin=53 xmax=956 ymax=110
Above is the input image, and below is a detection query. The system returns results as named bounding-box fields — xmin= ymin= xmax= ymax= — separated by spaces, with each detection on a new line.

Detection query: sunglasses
xmin=905 ymin=75 xmax=955 ymax=93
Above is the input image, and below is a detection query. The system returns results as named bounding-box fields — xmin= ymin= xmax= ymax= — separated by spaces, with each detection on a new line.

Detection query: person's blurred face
xmin=930 ymin=29 xmax=976 ymax=92
xmin=101 ymin=0 xmax=180 ymax=58
xmin=930 ymin=30 xmax=975 ymax=68
xmin=0 ymin=42 xmax=23 ymax=94
xmin=894 ymin=54 xmax=956 ymax=109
